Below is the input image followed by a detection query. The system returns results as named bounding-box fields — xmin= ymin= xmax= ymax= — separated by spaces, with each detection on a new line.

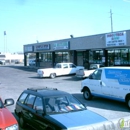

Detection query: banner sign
xmin=53 ymin=41 xmax=70 ymax=50
xmin=24 ymin=46 xmax=34 ymax=52
xmin=36 ymin=44 xmax=50 ymax=51
xmin=106 ymin=31 xmax=126 ymax=47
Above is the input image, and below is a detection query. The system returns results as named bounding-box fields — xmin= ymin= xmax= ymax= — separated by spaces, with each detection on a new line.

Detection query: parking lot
xmin=0 ymin=65 xmax=130 ymax=129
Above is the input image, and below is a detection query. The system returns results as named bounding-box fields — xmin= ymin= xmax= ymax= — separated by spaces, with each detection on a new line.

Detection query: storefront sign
xmin=53 ymin=41 xmax=70 ymax=50
xmin=106 ymin=31 xmax=126 ymax=47
xmin=36 ymin=44 xmax=50 ymax=51
xmin=24 ymin=46 xmax=34 ymax=52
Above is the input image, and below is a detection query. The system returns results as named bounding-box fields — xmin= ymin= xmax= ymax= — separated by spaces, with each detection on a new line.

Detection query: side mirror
xmin=4 ymin=98 xmax=14 ymax=107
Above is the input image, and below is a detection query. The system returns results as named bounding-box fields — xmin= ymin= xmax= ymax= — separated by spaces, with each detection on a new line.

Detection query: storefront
xmin=24 ymin=30 xmax=130 ymax=68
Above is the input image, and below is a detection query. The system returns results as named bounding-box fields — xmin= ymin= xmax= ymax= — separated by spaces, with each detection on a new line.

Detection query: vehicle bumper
xmin=37 ymin=74 xmax=44 ymax=78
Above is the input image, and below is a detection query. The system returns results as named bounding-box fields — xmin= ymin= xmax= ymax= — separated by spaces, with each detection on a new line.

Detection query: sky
xmin=0 ymin=0 xmax=130 ymax=53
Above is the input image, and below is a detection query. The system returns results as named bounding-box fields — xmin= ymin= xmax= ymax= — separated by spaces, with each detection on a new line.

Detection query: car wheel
xmin=83 ymin=88 xmax=92 ymax=100
xmin=126 ymin=96 xmax=130 ymax=109
xmin=19 ymin=115 xmax=26 ymax=128
xmin=50 ymin=73 xmax=56 ymax=78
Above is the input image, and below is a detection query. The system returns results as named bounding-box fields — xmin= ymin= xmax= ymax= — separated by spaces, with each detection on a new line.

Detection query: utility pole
xmin=110 ymin=9 xmax=113 ymax=32
xmin=4 ymin=31 xmax=7 ymax=53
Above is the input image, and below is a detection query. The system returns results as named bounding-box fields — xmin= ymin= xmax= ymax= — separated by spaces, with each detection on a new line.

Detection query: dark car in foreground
xmin=0 ymin=97 xmax=19 ymax=130
xmin=15 ymin=87 xmax=107 ymax=130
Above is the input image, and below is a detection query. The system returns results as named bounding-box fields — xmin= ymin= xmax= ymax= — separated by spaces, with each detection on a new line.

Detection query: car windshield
xmin=44 ymin=95 xmax=85 ymax=114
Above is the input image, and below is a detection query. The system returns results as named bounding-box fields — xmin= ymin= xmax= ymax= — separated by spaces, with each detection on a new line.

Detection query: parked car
xmin=0 ymin=60 xmax=5 ymax=65
xmin=76 ymin=64 xmax=105 ymax=78
xmin=0 ymin=97 xmax=19 ymax=130
xmin=81 ymin=66 xmax=130 ymax=109
xmin=15 ymin=60 xmax=20 ymax=64
xmin=29 ymin=59 xmax=36 ymax=66
xmin=37 ymin=62 xmax=84 ymax=78
xmin=15 ymin=87 xmax=108 ymax=130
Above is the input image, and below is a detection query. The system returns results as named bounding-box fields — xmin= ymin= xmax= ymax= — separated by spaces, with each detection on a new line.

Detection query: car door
xmin=23 ymin=94 xmax=36 ymax=124
xmin=103 ymin=68 xmax=128 ymax=99
xmin=62 ymin=63 xmax=70 ymax=75
xmin=88 ymin=69 xmax=102 ymax=96
xmin=30 ymin=96 xmax=48 ymax=130
xmin=101 ymin=69 xmax=113 ymax=97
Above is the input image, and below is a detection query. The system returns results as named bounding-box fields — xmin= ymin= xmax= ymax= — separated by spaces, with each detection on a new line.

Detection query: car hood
xmin=48 ymin=110 xmax=107 ymax=129
xmin=0 ymin=108 xmax=17 ymax=128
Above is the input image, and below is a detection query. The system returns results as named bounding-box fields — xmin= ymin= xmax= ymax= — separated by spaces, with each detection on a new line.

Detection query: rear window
xmin=55 ymin=64 xmax=61 ymax=68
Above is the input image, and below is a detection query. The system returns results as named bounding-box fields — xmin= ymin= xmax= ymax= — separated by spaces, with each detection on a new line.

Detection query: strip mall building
xmin=24 ymin=29 xmax=130 ymax=68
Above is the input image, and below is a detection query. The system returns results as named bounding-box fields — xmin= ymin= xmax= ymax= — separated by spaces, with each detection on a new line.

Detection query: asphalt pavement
xmin=0 ymin=64 xmax=130 ymax=130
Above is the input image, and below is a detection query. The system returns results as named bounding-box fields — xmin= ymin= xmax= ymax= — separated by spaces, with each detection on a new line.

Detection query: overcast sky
xmin=0 ymin=0 xmax=130 ymax=53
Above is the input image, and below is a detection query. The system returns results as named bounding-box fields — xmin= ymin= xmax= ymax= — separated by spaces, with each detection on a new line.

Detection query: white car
xmin=81 ymin=66 xmax=130 ymax=109
xmin=37 ymin=62 xmax=84 ymax=78
xmin=76 ymin=64 xmax=105 ymax=78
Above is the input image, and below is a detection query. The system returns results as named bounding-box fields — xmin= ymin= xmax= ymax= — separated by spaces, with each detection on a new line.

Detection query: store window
xmin=28 ymin=53 xmax=36 ymax=59
xmin=115 ymin=49 xmax=130 ymax=65
xmin=121 ymin=49 xmax=129 ymax=65
xmin=55 ymin=52 xmax=69 ymax=63
xmin=40 ymin=52 xmax=52 ymax=62
xmin=89 ymin=50 xmax=103 ymax=64
xmin=114 ymin=49 xmax=121 ymax=65
xmin=108 ymin=48 xmax=130 ymax=66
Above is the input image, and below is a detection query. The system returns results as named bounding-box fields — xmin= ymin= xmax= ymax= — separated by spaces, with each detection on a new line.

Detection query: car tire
xmin=19 ymin=115 xmax=26 ymax=128
xmin=126 ymin=96 xmax=130 ymax=109
xmin=83 ymin=88 xmax=92 ymax=100
xmin=50 ymin=73 xmax=56 ymax=79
